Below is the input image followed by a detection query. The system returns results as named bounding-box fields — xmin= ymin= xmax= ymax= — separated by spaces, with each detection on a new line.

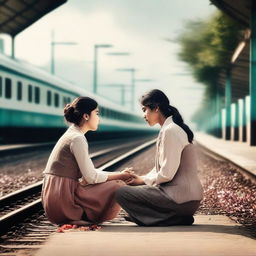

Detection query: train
xmin=0 ymin=53 xmax=154 ymax=143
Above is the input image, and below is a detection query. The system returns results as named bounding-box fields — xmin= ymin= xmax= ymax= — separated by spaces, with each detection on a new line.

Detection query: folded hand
xmin=120 ymin=172 xmax=135 ymax=182
xmin=121 ymin=167 xmax=134 ymax=174
xmin=125 ymin=174 xmax=145 ymax=186
xmin=79 ymin=178 xmax=88 ymax=186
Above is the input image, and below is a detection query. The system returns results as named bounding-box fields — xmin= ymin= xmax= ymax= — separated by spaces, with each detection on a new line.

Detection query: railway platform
xmin=32 ymin=133 xmax=256 ymax=256
xmin=34 ymin=215 xmax=255 ymax=256
xmin=195 ymin=132 xmax=256 ymax=179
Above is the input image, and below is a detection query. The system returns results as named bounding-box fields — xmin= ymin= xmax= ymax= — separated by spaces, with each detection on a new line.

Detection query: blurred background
xmin=0 ymin=0 xmax=252 ymax=144
xmin=0 ymin=1 xmax=216 ymax=117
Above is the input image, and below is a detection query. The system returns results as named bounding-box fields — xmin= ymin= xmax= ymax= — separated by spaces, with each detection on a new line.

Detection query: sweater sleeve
xmin=70 ymin=136 xmax=108 ymax=184
xmin=143 ymin=128 xmax=185 ymax=186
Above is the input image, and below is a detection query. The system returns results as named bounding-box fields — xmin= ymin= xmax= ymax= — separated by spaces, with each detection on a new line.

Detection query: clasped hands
xmin=79 ymin=167 xmax=144 ymax=186
xmin=120 ymin=167 xmax=145 ymax=185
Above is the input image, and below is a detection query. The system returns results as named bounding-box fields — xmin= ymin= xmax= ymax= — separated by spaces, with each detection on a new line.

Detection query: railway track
xmin=0 ymin=140 xmax=255 ymax=255
xmin=0 ymin=139 xmax=156 ymax=236
xmin=0 ymin=142 xmax=55 ymax=158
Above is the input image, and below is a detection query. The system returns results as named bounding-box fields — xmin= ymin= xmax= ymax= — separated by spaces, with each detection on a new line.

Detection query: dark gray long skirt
xmin=115 ymin=185 xmax=200 ymax=226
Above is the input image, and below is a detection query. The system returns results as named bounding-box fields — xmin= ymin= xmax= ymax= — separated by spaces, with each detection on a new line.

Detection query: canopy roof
xmin=0 ymin=0 xmax=67 ymax=37
xmin=211 ymin=0 xmax=251 ymax=27
xmin=210 ymin=0 xmax=251 ymax=103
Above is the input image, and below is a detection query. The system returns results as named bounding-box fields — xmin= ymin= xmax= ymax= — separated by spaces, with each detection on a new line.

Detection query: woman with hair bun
xmin=115 ymin=89 xmax=203 ymax=226
xmin=42 ymin=96 xmax=133 ymax=226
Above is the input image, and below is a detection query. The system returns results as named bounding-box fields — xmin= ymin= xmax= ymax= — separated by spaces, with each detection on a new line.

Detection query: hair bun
xmin=63 ymin=96 xmax=98 ymax=126
xmin=64 ymin=104 xmax=74 ymax=113
xmin=64 ymin=104 xmax=76 ymax=123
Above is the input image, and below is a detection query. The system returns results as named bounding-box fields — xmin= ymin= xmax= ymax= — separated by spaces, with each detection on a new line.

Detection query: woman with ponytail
xmin=115 ymin=89 xmax=203 ymax=226
xmin=42 ymin=96 xmax=133 ymax=226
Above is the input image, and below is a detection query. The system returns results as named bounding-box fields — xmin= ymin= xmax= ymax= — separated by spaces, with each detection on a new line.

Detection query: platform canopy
xmin=218 ymin=43 xmax=249 ymax=103
xmin=0 ymin=0 xmax=67 ymax=37
xmin=210 ymin=0 xmax=251 ymax=27
xmin=210 ymin=0 xmax=252 ymax=103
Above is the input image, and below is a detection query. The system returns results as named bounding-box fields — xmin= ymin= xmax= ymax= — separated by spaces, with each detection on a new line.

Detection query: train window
xmin=0 ymin=76 xmax=2 ymax=97
xmin=54 ymin=93 xmax=59 ymax=107
xmin=35 ymin=87 xmax=40 ymax=104
xmin=100 ymin=107 xmax=105 ymax=117
xmin=47 ymin=90 xmax=52 ymax=106
xmin=28 ymin=85 xmax=33 ymax=102
xmin=5 ymin=78 xmax=12 ymax=99
xmin=105 ymin=108 xmax=109 ymax=118
xmin=63 ymin=96 xmax=68 ymax=107
xmin=17 ymin=81 xmax=22 ymax=100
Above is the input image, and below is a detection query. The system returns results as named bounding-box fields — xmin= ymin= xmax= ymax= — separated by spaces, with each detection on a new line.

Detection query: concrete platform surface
xmin=35 ymin=215 xmax=256 ymax=256
xmin=195 ymin=132 xmax=256 ymax=177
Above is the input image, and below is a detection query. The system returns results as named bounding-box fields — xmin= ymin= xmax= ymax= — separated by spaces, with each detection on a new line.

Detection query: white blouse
xmin=142 ymin=116 xmax=189 ymax=186
xmin=68 ymin=125 xmax=108 ymax=184
xmin=142 ymin=116 xmax=203 ymax=203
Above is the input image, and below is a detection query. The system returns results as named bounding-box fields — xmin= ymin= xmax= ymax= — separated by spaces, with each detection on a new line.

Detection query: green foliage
xmin=177 ymin=11 xmax=244 ymax=126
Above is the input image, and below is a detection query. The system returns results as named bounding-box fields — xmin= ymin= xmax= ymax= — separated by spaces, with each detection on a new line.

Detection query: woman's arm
xmin=71 ymin=136 xmax=108 ymax=184
xmin=107 ymin=172 xmax=133 ymax=182
xmin=143 ymin=128 xmax=185 ymax=186
xmin=71 ymin=136 xmax=133 ymax=184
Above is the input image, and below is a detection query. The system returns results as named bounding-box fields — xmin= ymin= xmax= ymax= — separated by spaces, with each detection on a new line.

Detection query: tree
xmin=177 ymin=11 xmax=244 ymax=129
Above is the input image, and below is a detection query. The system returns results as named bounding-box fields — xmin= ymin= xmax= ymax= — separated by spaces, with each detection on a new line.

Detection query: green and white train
xmin=0 ymin=53 xmax=150 ymax=143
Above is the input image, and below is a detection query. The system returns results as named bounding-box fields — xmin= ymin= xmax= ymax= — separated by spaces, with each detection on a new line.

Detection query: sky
xmin=1 ymin=0 xmax=217 ymax=125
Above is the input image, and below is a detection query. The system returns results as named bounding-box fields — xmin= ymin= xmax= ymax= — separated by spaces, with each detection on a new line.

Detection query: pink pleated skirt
xmin=41 ymin=174 xmax=125 ymax=225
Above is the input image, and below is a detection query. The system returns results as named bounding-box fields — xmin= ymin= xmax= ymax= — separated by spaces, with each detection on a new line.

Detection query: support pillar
xmin=51 ymin=31 xmax=55 ymax=74
xmin=238 ymin=98 xmax=247 ymax=142
xmin=221 ymin=108 xmax=226 ymax=139
xmin=249 ymin=1 xmax=256 ymax=145
xmin=231 ymin=103 xmax=239 ymax=141
xmin=225 ymin=69 xmax=232 ymax=140
xmin=215 ymin=84 xmax=222 ymax=137
xmin=121 ymin=86 xmax=125 ymax=106
xmin=131 ymin=69 xmax=135 ymax=111
xmin=93 ymin=45 xmax=98 ymax=94
xmin=11 ymin=36 xmax=15 ymax=59
xmin=246 ymin=96 xmax=251 ymax=144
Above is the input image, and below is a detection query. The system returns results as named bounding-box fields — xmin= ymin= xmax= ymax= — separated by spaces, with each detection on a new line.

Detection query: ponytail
xmin=169 ymin=105 xmax=194 ymax=143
